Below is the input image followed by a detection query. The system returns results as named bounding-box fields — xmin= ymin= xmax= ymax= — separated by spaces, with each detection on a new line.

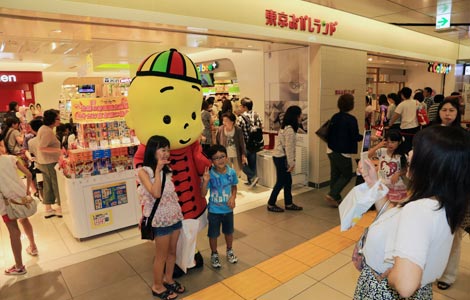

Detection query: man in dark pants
xmin=326 ymin=94 xmax=363 ymax=207
xmin=236 ymin=97 xmax=262 ymax=187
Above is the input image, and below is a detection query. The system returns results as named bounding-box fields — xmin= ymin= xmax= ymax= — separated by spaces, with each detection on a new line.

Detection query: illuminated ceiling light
xmin=51 ymin=29 xmax=62 ymax=33
xmin=96 ymin=63 xmax=132 ymax=69
xmin=0 ymin=41 xmax=5 ymax=52
xmin=51 ymin=42 xmax=57 ymax=50
xmin=63 ymin=48 xmax=74 ymax=54
xmin=187 ymin=27 xmax=208 ymax=32
xmin=247 ymin=45 xmax=253 ymax=48
xmin=368 ymin=57 xmax=373 ymax=61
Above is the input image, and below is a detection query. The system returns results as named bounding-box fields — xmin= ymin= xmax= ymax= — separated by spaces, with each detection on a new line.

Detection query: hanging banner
xmin=71 ymin=96 xmax=129 ymax=123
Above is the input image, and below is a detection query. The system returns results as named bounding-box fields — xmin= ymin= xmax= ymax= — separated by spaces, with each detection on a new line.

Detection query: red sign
xmin=335 ymin=89 xmax=355 ymax=95
xmin=0 ymin=71 xmax=43 ymax=84
xmin=265 ymin=9 xmax=338 ymax=36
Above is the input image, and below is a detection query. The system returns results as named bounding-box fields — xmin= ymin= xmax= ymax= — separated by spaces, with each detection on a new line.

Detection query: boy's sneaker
xmin=4 ymin=265 xmax=27 ymax=275
xmin=211 ymin=253 xmax=221 ymax=268
xmin=226 ymin=249 xmax=238 ymax=264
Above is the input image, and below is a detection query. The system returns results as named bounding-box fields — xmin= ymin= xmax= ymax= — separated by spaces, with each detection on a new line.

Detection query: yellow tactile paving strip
xmin=183 ymin=211 xmax=375 ymax=300
xmin=222 ymin=267 xmax=281 ymax=299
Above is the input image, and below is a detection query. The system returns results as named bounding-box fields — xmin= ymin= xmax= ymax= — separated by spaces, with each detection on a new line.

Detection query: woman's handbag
xmin=4 ymin=195 xmax=38 ymax=219
xmin=141 ymin=173 xmax=166 ymax=240
xmin=315 ymin=119 xmax=330 ymax=142
xmin=352 ymin=200 xmax=390 ymax=271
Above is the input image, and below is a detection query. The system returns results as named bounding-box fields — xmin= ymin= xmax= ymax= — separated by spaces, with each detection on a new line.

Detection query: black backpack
xmin=242 ymin=113 xmax=264 ymax=152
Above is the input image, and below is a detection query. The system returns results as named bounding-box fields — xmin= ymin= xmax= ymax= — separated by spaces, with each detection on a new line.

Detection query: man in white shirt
xmin=387 ymin=87 xmax=420 ymax=154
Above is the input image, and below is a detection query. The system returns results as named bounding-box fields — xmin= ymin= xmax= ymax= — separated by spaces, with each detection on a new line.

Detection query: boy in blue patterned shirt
xmin=201 ymin=144 xmax=238 ymax=268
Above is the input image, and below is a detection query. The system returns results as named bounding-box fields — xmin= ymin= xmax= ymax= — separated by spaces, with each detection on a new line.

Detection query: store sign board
xmin=197 ymin=61 xmax=218 ymax=72
xmin=427 ymin=62 xmax=452 ymax=74
xmin=0 ymin=74 xmax=16 ymax=82
xmin=92 ymin=182 xmax=128 ymax=210
xmin=0 ymin=71 xmax=43 ymax=83
xmin=335 ymin=89 xmax=355 ymax=95
xmin=72 ymin=96 xmax=129 ymax=122
xmin=436 ymin=2 xmax=452 ymax=30
xmin=265 ymin=9 xmax=338 ymax=36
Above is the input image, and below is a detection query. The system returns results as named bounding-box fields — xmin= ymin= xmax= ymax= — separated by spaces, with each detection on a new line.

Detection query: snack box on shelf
xmin=60 ymin=145 xmax=138 ymax=178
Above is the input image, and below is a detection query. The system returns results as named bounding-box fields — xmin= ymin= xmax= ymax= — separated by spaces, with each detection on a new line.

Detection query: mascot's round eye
xmin=163 ymin=115 xmax=171 ymax=124
xmin=191 ymin=112 xmax=196 ymax=120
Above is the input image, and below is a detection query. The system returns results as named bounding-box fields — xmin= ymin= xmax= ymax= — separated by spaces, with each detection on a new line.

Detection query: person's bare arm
xmin=388 ymin=257 xmax=423 ymax=298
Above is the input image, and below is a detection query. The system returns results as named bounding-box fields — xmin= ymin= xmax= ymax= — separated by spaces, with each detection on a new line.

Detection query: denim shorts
xmin=153 ymin=221 xmax=182 ymax=237
xmin=207 ymin=212 xmax=234 ymax=238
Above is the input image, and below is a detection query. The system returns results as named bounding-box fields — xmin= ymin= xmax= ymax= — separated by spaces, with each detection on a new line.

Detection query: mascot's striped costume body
xmin=126 ymin=49 xmax=211 ymax=274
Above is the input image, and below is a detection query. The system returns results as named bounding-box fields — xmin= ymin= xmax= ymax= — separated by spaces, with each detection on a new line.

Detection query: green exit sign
xmin=436 ymin=2 xmax=452 ymax=30
xmin=436 ymin=13 xmax=451 ymax=29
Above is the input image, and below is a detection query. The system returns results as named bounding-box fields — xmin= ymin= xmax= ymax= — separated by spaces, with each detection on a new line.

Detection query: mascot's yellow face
xmin=126 ymin=76 xmax=202 ymax=149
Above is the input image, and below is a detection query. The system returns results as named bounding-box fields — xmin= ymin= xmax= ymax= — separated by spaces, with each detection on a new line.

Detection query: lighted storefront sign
xmin=103 ymin=77 xmax=131 ymax=84
xmin=427 ymin=62 xmax=452 ymax=74
xmin=0 ymin=74 xmax=17 ymax=82
xmin=265 ymin=9 xmax=338 ymax=36
xmin=197 ymin=61 xmax=218 ymax=72
xmin=0 ymin=71 xmax=42 ymax=83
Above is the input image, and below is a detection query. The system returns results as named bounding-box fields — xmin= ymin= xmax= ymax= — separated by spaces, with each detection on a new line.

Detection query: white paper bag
xmin=339 ymin=181 xmax=388 ymax=231
xmin=175 ymin=211 xmax=207 ymax=273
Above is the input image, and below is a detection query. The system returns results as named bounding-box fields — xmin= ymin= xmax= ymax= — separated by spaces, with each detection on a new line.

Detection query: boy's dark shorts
xmin=207 ymin=212 xmax=234 ymax=238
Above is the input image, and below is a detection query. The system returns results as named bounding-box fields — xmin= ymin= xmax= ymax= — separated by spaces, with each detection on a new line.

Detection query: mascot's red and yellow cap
xmin=134 ymin=48 xmax=201 ymax=84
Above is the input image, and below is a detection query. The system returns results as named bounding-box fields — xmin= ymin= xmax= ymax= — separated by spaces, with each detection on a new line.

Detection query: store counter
xmin=56 ymin=168 xmax=141 ymax=240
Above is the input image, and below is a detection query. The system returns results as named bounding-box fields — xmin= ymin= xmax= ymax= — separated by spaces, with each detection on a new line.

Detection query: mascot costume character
xmin=126 ymin=49 xmax=211 ymax=275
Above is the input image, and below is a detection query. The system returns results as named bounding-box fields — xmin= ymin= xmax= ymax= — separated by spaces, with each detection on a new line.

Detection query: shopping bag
xmin=5 ymin=195 xmax=38 ymax=219
xmin=338 ymin=181 xmax=389 ymax=231
xmin=176 ymin=219 xmax=202 ymax=273
xmin=315 ymin=119 xmax=330 ymax=142
xmin=416 ymin=102 xmax=429 ymax=126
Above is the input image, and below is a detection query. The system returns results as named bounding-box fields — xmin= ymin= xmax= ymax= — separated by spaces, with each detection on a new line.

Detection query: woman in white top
xmin=267 ymin=105 xmax=303 ymax=212
xmin=356 ymin=126 xmax=470 ymax=299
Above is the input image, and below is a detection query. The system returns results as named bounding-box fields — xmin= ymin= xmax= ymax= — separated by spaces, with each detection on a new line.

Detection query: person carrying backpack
xmin=236 ymin=97 xmax=264 ymax=187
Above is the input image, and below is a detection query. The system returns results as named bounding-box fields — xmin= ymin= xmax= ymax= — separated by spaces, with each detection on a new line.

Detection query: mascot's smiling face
xmin=126 ymin=76 xmax=202 ymax=149
xmin=125 ymin=49 xmax=203 ymax=150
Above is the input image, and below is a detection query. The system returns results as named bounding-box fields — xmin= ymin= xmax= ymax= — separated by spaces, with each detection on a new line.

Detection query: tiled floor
xmin=1 ymin=182 xmax=469 ymax=299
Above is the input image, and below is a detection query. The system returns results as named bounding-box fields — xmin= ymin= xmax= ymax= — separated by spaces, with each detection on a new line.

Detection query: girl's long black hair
xmin=143 ymin=135 xmax=171 ymax=175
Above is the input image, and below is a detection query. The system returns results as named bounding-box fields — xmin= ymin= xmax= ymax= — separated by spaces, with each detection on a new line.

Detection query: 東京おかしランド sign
xmin=265 ymin=9 xmax=338 ymax=36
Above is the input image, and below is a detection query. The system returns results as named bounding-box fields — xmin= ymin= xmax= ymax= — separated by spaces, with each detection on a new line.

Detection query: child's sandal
xmin=151 ymin=288 xmax=177 ymax=299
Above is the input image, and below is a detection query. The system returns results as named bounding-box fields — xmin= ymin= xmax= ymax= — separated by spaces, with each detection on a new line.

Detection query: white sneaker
xmin=250 ymin=177 xmax=259 ymax=188
xmin=211 ymin=253 xmax=222 ymax=268
xmin=226 ymin=249 xmax=238 ymax=264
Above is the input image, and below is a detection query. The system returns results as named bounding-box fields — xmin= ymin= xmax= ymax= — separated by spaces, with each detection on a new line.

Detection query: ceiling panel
xmin=374 ymin=10 xmax=435 ymax=23
xmin=303 ymin=0 xmax=470 ymax=45
xmin=304 ymin=0 xmax=406 ymax=17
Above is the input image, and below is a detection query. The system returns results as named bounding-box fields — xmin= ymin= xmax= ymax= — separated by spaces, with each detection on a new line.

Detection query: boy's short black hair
xmin=208 ymin=144 xmax=227 ymax=159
